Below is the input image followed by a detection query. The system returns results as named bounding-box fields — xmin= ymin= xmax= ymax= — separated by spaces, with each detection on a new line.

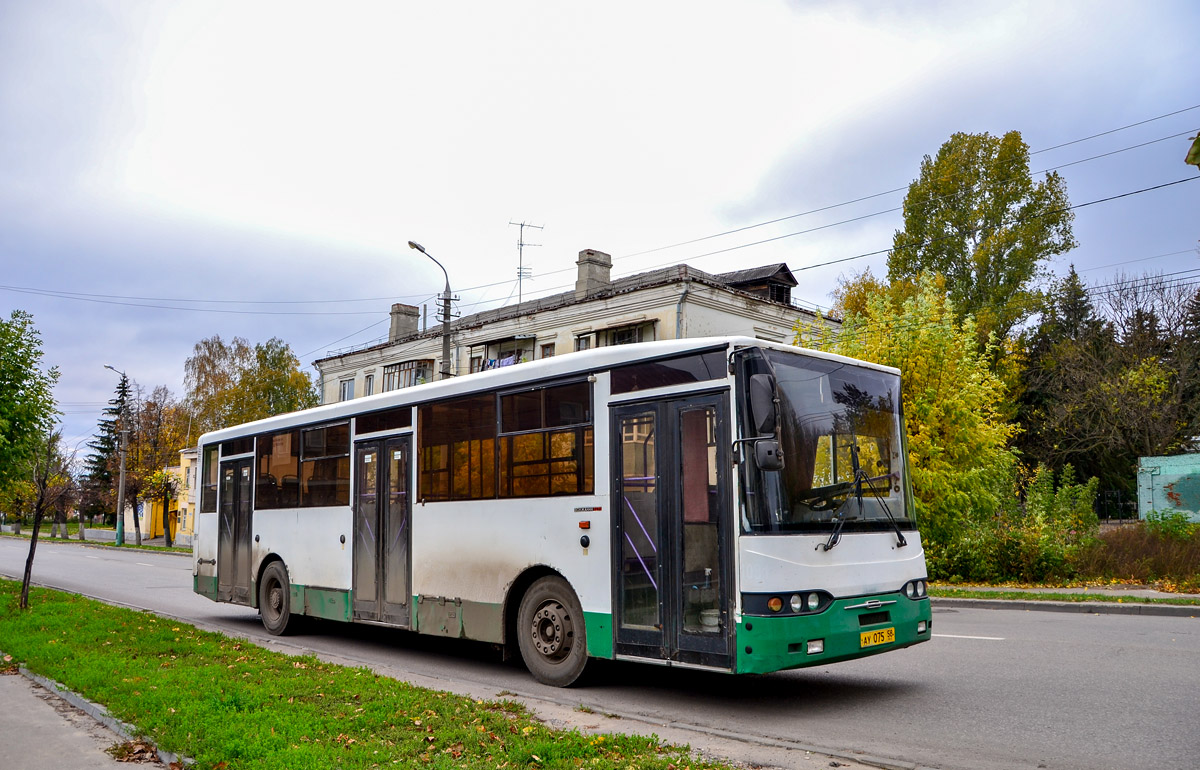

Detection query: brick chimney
xmin=575 ymin=249 xmax=612 ymax=299
xmin=389 ymin=303 xmax=420 ymax=343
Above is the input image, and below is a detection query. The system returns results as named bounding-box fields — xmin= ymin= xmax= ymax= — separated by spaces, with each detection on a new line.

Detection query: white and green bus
xmin=193 ymin=336 xmax=931 ymax=686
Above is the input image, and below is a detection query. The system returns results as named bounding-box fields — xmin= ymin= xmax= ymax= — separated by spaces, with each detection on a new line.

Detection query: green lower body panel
xmin=736 ymin=593 xmax=932 ymax=674
xmin=300 ymin=585 xmax=352 ymax=623
xmin=414 ymin=596 xmax=504 ymax=643
xmin=584 ymin=611 xmax=613 ymax=659
xmin=193 ymin=574 xmax=218 ymax=601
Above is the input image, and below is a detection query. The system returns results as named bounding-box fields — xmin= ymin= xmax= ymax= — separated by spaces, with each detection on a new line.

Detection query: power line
xmin=608 ymin=104 xmax=1200 ymax=264
xmin=812 ymin=268 xmax=1200 ymax=348
xmin=789 ymin=176 xmax=1199 ymax=275
xmin=1079 ymin=249 xmax=1197 ymax=273
xmin=0 ymin=285 xmax=385 ymax=316
xmin=495 ymin=132 xmax=1200 ymax=306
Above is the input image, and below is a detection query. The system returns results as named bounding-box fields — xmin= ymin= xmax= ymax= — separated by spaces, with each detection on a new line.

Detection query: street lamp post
xmin=104 ymin=364 xmax=128 ymax=546
xmin=407 ymin=241 xmax=454 ymax=380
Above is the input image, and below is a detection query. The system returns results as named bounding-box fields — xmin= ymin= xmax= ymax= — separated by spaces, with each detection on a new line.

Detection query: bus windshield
xmin=741 ymin=349 xmax=915 ymax=534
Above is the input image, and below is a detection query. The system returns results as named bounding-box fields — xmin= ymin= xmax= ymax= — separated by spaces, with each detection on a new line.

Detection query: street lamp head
xmin=104 ymin=364 xmax=121 ymax=375
xmin=407 ymin=240 xmax=425 ymax=254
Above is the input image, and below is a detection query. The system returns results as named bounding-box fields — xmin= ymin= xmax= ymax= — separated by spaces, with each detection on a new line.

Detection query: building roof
xmin=314 ymin=261 xmax=813 ymax=365
xmin=715 ymin=263 xmax=797 ymax=288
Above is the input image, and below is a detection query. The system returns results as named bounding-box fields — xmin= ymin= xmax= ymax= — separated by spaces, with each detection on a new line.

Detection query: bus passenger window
xmin=299 ymin=422 xmax=350 ymax=506
xmin=200 ymin=444 xmax=219 ymax=513
xmin=418 ymin=395 xmax=496 ymax=502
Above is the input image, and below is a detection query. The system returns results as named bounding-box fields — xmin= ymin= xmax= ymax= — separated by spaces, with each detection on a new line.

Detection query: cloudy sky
xmin=2 ymin=0 xmax=1197 ymax=452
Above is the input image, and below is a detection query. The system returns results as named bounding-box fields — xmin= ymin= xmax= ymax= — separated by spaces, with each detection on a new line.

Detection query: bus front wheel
xmin=517 ymin=576 xmax=588 ymax=687
xmin=259 ymin=560 xmax=298 ymax=635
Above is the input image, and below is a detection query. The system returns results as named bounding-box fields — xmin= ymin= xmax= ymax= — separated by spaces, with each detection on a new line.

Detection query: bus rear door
xmin=352 ymin=436 xmax=413 ymax=626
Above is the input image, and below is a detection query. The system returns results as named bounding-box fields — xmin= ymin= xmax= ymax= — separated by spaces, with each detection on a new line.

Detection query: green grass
xmin=0 ymin=580 xmax=727 ymax=770
xmin=0 ymin=532 xmax=191 ymax=554
xmin=929 ymin=586 xmax=1200 ymax=606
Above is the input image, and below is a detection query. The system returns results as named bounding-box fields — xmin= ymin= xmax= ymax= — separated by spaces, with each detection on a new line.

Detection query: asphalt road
xmin=3 ymin=538 xmax=1198 ymax=770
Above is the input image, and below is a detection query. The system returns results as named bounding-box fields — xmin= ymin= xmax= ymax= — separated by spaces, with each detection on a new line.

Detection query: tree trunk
xmin=162 ymin=488 xmax=172 ymax=548
xmin=132 ymin=499 xmax=142 ymax=546
xmin=20 ymin=507 xmax=45 ymax=609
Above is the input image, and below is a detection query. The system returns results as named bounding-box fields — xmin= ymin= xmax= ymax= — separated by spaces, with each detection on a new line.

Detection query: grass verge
xmin=929 ymin=586 xmax=1200 ymax=606
xmin=0 ymin=580 xmax=726 ymax=770
xmin=0 ymin=532 xmax=191 ymax=554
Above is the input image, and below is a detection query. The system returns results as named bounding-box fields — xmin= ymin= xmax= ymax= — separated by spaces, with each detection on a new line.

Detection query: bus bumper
xmin=735 ymin=592 xmax=932 ymax=674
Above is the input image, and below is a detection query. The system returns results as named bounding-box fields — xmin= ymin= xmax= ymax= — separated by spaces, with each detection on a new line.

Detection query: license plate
xmin=860 ymin=627 xmax=895 ymax=648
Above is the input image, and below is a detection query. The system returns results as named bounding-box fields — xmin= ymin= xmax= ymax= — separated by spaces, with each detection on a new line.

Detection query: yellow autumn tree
xmin=798 ymin=273 xmax=1017 ymax=564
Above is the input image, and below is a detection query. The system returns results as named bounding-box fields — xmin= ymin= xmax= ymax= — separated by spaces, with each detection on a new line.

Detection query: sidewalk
xmin=932 ymin=584 xmax=1200 ymax=617
xmin=0 ymin=673 xmax=158 ymax=769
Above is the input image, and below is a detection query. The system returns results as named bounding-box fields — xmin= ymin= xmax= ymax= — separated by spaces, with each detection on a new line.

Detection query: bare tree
xmin=19 ymin=430 xmax=77 ymax=609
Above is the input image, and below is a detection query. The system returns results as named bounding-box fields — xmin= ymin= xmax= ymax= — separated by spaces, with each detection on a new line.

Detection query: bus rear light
xmin=767 ymin=596 xmax=784 ymax=612
xmin=807 ymin=639 xmax=824 ymax=655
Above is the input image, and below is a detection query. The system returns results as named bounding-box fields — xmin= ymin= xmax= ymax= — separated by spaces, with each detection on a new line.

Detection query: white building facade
xmin=314 ymin=249 xmax=833 ymax=403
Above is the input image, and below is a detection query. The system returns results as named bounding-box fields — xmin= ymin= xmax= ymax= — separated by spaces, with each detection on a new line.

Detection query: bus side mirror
xmin=749 ymin=374 xmax=777 ymax=435
xmin=754 ymin=439 xmax=784 ymax=472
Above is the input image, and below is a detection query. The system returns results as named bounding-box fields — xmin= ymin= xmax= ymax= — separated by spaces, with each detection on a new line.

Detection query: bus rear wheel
xmin=517 ymin=576 xmax=588 ymax=687
xmin=259 ymin=560 xmax=298 ymax=635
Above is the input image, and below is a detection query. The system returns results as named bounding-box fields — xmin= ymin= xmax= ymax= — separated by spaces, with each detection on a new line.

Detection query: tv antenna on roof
xmin=509 ymin=220 xmax=542 ymax=304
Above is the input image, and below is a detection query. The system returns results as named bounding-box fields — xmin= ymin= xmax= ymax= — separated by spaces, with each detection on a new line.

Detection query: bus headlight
xmin=790 ymin=594 xmax=803 ymax=613
xmin=906 ymin=583 xmax=916 ymax=598
xmin=807 ymin=593 xmax=820 ymax=611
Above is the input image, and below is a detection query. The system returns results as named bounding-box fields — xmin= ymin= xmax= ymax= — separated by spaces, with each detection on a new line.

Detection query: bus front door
xmin=613 ymin=393 xmax=732 ymax=669
xmin=352 ymin=436 xmax=412 ymax=626
xmin=217 ymin=457 xmax=253 ymax=604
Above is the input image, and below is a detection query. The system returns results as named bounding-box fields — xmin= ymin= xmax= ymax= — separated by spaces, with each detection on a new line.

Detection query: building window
xmin=339 ymin=378 xmax=355 ymax=401
xmin=383 ymin=360 xmax=433 ymax=391
xmin=470 ymin=356 xmax=484 ymax=373
xmin=604 ymin=323 xmax=654 ymax=347
xmin=574 ymin=335 xmax=592 ymax=351
xmin=364 ymin=374 xmax=374 ymax=396
xmin=540 ymin=343 xmax=556 ymax=359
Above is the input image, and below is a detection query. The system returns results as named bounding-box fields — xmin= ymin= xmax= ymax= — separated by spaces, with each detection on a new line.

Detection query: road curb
xmin=931 ymin=596 xmax=1200 ymax=618
xmin=3 ymin=655 xmax=193 ymax=768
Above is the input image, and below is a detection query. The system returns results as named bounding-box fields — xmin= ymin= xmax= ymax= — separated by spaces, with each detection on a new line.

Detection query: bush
xmin=1143 ymin=510 xmax=1198 ymax=541
xmin=929 ymin=462 xmax=1099 ymax=583
xmin=1072 ymin=521 xmax=1200 ymax=591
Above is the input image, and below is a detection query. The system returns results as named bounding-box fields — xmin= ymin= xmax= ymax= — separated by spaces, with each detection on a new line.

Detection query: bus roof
xmin=196 ymin=335 xmax=899 ymax=446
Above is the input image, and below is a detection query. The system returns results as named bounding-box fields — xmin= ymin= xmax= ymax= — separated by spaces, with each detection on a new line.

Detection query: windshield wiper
xmin=818 ymin=443 xmax=907 ymax=550
xmin=859 ymin=467 xmax=907 ymax=548
xmin=819 ymin=445 xmax=863 ymax=552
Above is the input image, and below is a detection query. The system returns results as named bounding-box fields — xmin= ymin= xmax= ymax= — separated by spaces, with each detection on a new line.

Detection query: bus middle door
xmin=612 ymin=393 xmax=732 ymax=670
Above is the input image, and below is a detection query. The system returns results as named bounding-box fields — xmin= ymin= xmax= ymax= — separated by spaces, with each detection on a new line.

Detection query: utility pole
xmin=116 ymin=422 xmax=128 ymax=546
xmin=105 ymin=365 xmax=128 ymax=546
xmin=407 ymin=241 xmax=457 ymax=379
xmin=508 ymin=221 xmax=542 ymax=305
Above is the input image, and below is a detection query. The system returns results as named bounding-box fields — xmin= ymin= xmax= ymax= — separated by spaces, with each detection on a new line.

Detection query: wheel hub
xmin=532 ymin=602 xmax=570 ymax=659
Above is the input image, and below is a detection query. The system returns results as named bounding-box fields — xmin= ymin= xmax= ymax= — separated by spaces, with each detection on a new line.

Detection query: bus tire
xmin=517 ymin=576 xmax=588 ymax=687
xmin=259 ymin=560 xmax=298 ymax=635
